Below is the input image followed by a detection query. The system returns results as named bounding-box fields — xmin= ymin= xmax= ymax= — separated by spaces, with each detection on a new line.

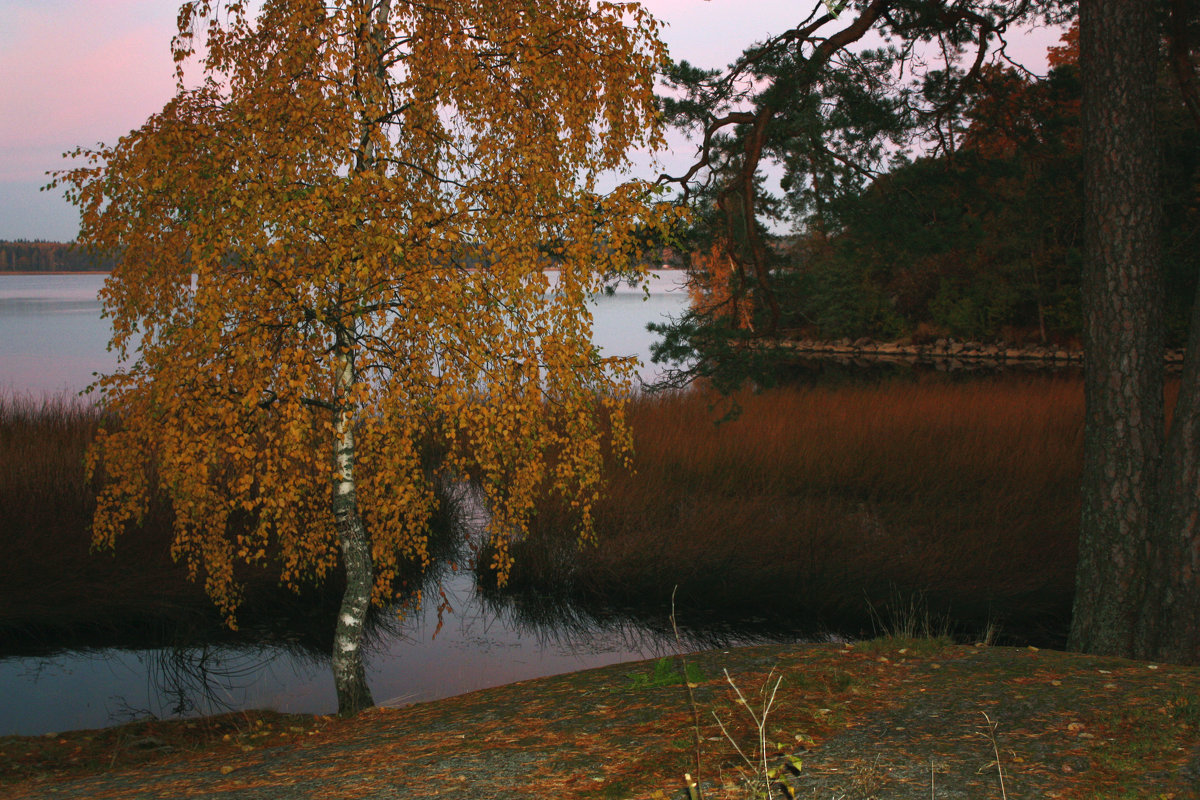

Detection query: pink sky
xmin=0 ymin=1 xmax=1062 ymax=241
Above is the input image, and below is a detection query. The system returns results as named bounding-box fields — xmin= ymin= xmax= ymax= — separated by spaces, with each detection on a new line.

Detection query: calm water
xmin=0 ymin=271 xmax=691 ymax=397
xmin=0 ymin=273 xmax=113 ymax=397
xmin=0 ymin=270 xmax=740 ymax=737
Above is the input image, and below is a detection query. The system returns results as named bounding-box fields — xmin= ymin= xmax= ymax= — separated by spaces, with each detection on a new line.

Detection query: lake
xmin=0 ymin=271 xmax=692 ymax=397
xmin=0 ymin=270 xmax=787 ymax=737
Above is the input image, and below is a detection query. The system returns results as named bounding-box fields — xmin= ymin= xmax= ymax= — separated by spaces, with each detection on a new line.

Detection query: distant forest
xmin=0 ymin=241 xmax=113 ymax=272
xmin=658 ymin=24 xmax=1200 ymax=354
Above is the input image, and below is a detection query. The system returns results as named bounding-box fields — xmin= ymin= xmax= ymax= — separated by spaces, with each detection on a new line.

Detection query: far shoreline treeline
xmin=0 ymin=240 xmax=114 ymax=273
xmin=0 ymin=241 xmax=689 ymax=275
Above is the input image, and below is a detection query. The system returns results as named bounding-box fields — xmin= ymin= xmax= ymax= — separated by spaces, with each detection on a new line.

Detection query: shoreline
xmin=767 ymin=337 xmax=1187 ymax=367
xmin=0 ymin=271 xmax=107 ymax=276
xmin=3 ymin=641 xmax=1196 ymax=798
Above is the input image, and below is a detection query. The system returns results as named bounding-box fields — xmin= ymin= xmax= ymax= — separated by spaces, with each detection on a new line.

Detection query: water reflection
xmin=0 ymin=559 xmax=814 ymax=737
xmin=5 ymin=646 xmax=329 ymax=735
xmin=477 ymin=586 xmax=810 ymax=655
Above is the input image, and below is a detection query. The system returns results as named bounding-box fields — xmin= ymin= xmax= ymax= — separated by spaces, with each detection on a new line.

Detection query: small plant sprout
xmin=711 ymin=668 xmax=801 ymax=800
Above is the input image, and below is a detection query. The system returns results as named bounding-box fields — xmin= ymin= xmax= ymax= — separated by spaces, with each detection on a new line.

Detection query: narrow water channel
xmin=0 ymin=565 xmax=805 ymax=736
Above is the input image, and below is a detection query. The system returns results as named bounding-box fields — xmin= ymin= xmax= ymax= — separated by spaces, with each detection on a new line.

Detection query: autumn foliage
xmin=686 ymin=240 xmax=754 ymax=331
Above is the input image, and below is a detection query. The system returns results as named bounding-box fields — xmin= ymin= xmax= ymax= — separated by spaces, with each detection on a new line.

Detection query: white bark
xmin=330 ymin=342 xmax=376 ymax=715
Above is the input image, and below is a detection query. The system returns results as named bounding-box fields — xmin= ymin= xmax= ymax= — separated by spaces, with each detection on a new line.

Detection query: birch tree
xmin=53 ymin=0 xmax=669 ymax=715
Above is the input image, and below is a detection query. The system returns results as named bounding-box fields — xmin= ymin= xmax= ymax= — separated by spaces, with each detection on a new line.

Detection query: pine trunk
xmin=1069 ymin=0 xmax=1164 ymax=656
xmin=1137 ymin=276 xmax=1200 ymax=663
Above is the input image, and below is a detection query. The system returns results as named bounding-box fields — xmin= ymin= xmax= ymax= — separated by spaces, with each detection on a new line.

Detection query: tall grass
xmin=1 ymin=374 xmax=1118 ymax=652
xmin=0 ymin=395 xmax=214 ymax=651
xmin=494 ymin=374 xmax=1093 ymax=644
xmin=0 ymin=395 xmax=454 ymax=657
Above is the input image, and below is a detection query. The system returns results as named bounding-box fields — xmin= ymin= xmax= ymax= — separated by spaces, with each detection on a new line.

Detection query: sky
xmin=0 ymin=1 xmax=1062 ymax=242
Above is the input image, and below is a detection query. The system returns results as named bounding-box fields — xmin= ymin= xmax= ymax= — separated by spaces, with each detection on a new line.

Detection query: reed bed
xmin=0 ymin=395 xmax=448 ymax=657
xmin=2 ymin=374 xmax=1109 ymax=652
xmin=494 ymin=374 xmax=1092 ymax=644
xmin=0 ymin=395 xmax=213 ymax=651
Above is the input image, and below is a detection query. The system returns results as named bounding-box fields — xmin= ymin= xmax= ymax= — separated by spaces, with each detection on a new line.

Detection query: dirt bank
xmin=3 ymin=640 xmax=1197 ymax=799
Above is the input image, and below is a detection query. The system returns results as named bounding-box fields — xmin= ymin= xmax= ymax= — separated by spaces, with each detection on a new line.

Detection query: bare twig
xmin=978 ymin=711 xmax=1009 ymax=800
xmin=670 ymin=586 xmax=705 ymax=798
xmin=713 ymin=668 xmax=784 ymax=800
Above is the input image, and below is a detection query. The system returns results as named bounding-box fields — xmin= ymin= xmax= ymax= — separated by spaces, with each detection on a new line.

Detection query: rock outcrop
xmin=771 ymin=338 xmax=1186 ymax=370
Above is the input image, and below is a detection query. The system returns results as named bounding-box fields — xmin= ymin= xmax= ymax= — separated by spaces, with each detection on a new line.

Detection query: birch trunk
xmin=331 ymin=342 xmax=375 ymax=716
xmin=326 ymin=0 xmax=392 ymax=715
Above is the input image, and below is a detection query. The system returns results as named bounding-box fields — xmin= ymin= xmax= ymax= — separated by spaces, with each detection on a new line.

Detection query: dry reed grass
xmin=1 ymin=373 xmax=1120 ymax=651
xmin=0 ymin=395 xmax=211 ymax=647
xmin=0 ymin=396 xmax=352 ymax=655
xmin=498 ymin=374 xmax=1092 ymax=643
